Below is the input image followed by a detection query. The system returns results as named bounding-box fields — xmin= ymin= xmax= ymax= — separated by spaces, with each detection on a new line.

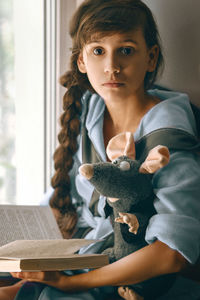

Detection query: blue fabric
xmin=74 ymin=89 xmax=200 ymax=263
xmin=37 ymin=89 xmax=200 ymax=299
xmin=15 ymin=282 xmax=46 ymax=300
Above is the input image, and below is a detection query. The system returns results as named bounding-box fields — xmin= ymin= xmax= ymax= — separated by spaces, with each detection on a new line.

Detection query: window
xmin=0 ymin=0 xmax=78 ymax=205
xmin=0 ymin=1 xmax=15 ymax=204
xmin=0 ymin=0 xmax=46 ymax=205
xmin=14 ymin=0 xmax=45 ymax=205
xmin=0 ymin=0 xmax=47 ymax=205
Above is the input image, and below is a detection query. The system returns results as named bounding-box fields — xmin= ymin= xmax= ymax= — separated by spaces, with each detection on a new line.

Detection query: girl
xmin=4 ymin=0 xmax=200 ymax=299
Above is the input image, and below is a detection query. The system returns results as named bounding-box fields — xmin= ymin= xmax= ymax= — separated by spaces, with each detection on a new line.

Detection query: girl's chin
xmin=99 ymin=90 xmax=130 ymax=102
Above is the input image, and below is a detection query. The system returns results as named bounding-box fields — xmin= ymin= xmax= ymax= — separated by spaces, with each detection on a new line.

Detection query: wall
xmin=144 ymin=0 xmax=200 ymax=106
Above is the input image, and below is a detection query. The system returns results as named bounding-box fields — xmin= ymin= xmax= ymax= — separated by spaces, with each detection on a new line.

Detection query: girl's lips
xmin=102 ymin=82 xmax=124 ymax=88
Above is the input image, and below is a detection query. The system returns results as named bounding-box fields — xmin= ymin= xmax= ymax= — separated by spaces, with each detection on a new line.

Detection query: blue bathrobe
xmin=15 ymin=89 xmax=200 ymax=299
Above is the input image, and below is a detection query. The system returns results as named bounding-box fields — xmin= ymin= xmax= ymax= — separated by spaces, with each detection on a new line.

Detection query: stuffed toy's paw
xmin=115 ymin=212 xmax=139 ymax=235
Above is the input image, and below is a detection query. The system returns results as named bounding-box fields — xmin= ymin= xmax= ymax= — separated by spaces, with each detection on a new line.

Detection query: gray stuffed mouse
xmin=79 ymin=132 xmax=176 ymax=300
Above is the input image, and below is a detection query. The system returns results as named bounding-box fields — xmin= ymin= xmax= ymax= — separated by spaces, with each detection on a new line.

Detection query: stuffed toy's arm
xmin=115 ymin=212 xmax=139 ymax=234
xmin=115 ymin=211 xmax=154 ymax=237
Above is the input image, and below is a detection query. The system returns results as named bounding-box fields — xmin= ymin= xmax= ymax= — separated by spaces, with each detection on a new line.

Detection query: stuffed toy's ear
xmin=106 ymin=132 xmax=135 ymax=161
xmin=139 ymin=145 xmax=170 ymax=174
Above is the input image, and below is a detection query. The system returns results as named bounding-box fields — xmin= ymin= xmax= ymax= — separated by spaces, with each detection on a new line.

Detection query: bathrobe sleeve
xmin=145 ymin=149 xmax=200 ymax=264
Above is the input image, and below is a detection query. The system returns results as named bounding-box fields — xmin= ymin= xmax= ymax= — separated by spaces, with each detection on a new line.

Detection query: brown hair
xmin=50 ymin=0 xmax=164 ymax=238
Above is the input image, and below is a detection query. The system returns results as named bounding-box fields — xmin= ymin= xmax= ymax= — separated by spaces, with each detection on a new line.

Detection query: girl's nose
xmin=104 ymin=54 xmax=120 ymax=75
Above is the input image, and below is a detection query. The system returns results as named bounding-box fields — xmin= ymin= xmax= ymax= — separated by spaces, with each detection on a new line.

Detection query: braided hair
xmin=50 ymin=0 xmax=164 ymax=238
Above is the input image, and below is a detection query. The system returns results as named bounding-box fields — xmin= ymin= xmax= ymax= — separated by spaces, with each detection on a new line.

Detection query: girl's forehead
xmin=85 ymin=28 xmax=144 ymax=44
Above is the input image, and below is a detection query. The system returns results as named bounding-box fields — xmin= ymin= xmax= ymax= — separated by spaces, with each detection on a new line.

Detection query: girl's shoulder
xmin=135 ymin=89 xmax=198 ymax=140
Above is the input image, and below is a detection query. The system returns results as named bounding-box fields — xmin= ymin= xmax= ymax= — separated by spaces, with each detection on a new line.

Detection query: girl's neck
xmin=103 ymin=92 xmax=160 ymax=148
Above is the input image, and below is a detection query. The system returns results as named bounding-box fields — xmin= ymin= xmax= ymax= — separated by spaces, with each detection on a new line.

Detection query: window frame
xmin=44 ymin=0 xmax=77 ymax=191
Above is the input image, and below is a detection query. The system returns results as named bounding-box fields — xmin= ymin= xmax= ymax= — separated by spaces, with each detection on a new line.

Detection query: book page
xmin=0 ymin=239 xmax=100 ymax=259
xmin=0 ymin=205 xmax=62 ymax=247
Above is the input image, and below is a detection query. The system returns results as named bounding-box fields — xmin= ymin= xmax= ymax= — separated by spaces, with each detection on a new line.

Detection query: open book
xmin=0 ymin=205 xmax=109 ymax=272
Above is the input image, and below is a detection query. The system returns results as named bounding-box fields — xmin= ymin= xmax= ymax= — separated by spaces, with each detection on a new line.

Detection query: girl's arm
xmin=11 ymin=240 xmax=187 ymax=293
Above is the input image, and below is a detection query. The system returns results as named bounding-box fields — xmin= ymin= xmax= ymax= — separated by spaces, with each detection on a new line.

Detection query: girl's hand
xmin=0 ymin=280 xmax=27 ymax=300
xmin=10 ymin=271 xmax=65 ymax=288
xmin=10 ymin=271 xmax=83 ymax=293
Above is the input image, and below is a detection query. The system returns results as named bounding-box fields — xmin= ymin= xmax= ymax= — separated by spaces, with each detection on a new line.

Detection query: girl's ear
xmin=77 ymin=53 xmax=87 ymax=73
xmin=147 ymin=45 xmax=159 ymax=72
xmin=139 ymin=145 xmax=170 ymax=174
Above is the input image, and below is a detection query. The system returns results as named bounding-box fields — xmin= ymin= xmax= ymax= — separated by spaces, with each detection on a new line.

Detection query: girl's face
xmin=77 ymin=29 xmax=158 ymax=102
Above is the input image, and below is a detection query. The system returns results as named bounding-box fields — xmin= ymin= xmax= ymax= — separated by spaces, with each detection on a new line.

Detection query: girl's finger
xmin=10 ymin=272 xmax=22 ymax=278
xmin=11 ymin=272 xmax=45 ymax=280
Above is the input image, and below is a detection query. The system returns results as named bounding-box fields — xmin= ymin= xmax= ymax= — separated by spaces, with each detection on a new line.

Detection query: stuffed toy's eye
xmin=119 ymin=161 xmax=130 ymax=171
xmin=112 ymin=159 xmax=119 ymax=165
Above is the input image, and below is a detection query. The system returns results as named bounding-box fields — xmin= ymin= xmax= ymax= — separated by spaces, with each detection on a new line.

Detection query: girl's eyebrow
xmin=87 ymin=39 xmax=138 ymax=45
xmin=87 ymin=40 xmax=101 ymax=44
xmin=122 ymin=39 xmax=138 ymax=45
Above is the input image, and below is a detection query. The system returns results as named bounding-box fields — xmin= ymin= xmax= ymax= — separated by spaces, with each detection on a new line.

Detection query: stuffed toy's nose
xmin=79 ymin=164 xmax=94 ymax=179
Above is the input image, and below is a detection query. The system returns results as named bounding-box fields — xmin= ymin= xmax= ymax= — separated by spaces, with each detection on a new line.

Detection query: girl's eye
xmin=120 ymin=47 xmax=133 ymax=55
xmin=93 ymin=48 xmax=104 ymax=55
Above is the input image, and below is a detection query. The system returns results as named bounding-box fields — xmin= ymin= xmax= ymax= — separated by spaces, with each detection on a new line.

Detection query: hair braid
xmin=50 ymin=51 xmax=90 ymax=238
